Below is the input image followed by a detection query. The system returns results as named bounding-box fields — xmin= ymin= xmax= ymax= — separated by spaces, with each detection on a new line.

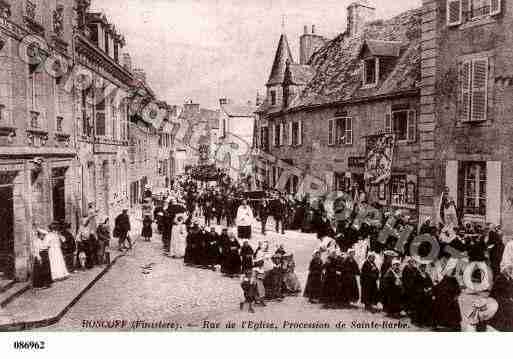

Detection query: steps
xmin=0 ymin=281 xmax=30 ymax=308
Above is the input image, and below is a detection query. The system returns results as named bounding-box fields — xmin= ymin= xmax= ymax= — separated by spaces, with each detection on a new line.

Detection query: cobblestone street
xmin=42 ymin=220 xmax=415 ymax=332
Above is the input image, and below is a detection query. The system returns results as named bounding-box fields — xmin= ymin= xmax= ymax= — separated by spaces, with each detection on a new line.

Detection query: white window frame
xmin=274 ymin=122 xmax=280 ymax=147
xmin=462 ymin=161 xmax=487 ymax=217
xmin=388 ymin=109 xmax=416 ymax=142
xmin=362 ymin=57 xmax=379 ymax=88
xmin=331 ymin=117 xmax=353 ymax=145
xmin=291 ymin=120 xmax=303 ymax=147
xmin=447 ymin=0 xmax=463 ymax=26
xmin=469 ymin=0 xmax=501 ymax=20
xmin=328 ymin=119 xmax=335 ymax=146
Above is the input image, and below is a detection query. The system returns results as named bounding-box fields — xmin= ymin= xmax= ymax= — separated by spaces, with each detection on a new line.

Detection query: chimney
xmin=122 ymin=53 xmax=132 ymax=72
xmin=304 ymin=25 xmax=308 ymax=34
xmin=299 ymin=24 xmax=327 ymax=65
xmin=256 ymin=92 xmax=262 ymax=106
xmin=133 ymin=68 xmax=146 ymax=83
xmin=219 ymin=98 xmax=229 ymax=106
xmin=347 ymin=1 xmax=376 ymax=38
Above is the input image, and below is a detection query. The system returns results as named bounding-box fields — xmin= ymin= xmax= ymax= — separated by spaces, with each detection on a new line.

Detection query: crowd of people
xmin=32 ymin=201 xmax=132 ymax=290
xmin=298 ymin=186 xmax=513 ymax=331
xmin=30 ymin=172 xmax=513 ymax=331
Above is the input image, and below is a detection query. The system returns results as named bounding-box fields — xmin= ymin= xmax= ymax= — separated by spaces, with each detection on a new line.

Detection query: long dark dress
xmin=141 ymin=217 xmax=153 ymax=238
xmin=381 ymin=268 xmax=403 ymax=316
xmin=219 ymin=233 xmax=231 ymax=273
xmin=304 ymin=257 xmax=324 ymax=301
xmin=240 ymin=245 xmax=254 ymax=272
xmin=432 ymin=276 xmax=462 ymax=331
xmin=488 ymin=231 xmax=505 ymax=279
xmin=411 ymin=271 xmax=434 ymax=327
xmin=361 ymin=260 xmax=380 ymax=307
xmin=225 ymin=239 xmax=241 ymax=275
xmin=264 ymin=263 xmax=284 ymax=300
xmin=339 ymin=257 xmax=360 ymax=305
xmin=33 ymin=250 xmax=52 ymax=288
xmin=402 ymin=264 xmax=418 ymax=313
xmin=489 ymin=273 xmax=513 ymax=331
xmin=321 ymin=258 xmax=338 ymax=305
xmin=184 ymin=229 xmax=199 ymax=265
xmin=206 ymin=232 xmax=220 ymax=266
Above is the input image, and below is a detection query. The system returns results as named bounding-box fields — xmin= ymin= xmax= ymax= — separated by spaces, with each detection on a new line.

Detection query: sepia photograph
xmin=0 ymin=0 xmax=512 ymax=344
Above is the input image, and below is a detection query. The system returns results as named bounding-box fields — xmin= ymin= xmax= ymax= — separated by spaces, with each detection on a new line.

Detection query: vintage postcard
xmin=0 ymin=0 xmax=512 ymax=339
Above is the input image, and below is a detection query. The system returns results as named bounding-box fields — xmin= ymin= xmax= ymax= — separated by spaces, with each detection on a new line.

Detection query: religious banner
xmin=364 ymin=133 xmax=396 ymax=185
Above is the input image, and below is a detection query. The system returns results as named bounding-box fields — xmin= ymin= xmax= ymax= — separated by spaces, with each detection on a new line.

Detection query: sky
xmin=92 ymin=0 xmax=422 ymax=109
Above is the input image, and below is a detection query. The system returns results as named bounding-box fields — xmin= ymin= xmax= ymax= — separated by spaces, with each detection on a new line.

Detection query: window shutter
xmin=490 ymin=0 xmax=501 ymax=16
xmin=446 ymin=160 xmax=459 ymax=205
xmin=460 ymin=60 xmax=471 ymax=121
xmin=447 ymin=0 xmax=462 ymax=26
xmin=345 ymin=117 xmax=353 ymax=145
xmin=361 ymin=61 xmax=365 ymax=85
xmin=385 ymin=112 xmax=392 ymax=133
xmin=328 ymin=119 xmax=334 ymax=146
xmin=471 ymin=58 xmax=488 ymax=122
xmin=280 ymin=122 xmax=285 ymax=146
xmin=270 ymin=123 xmax=275 ymax=148
xmin=288 ymin=122 xmax=293 ymax=146
xmin=35 ymin=70 xmax=45 ymax=123
xmin=486 ymin=161 xmax=501 ymax=225
xmin=298 ymin=120 xmax=303 ymax=146
xmin=407 ymin=110 xmax=416 ymax=142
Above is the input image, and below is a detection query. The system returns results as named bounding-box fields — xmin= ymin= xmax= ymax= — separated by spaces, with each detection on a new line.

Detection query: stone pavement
xmin=0 ymin=215 xmax=492 ymax=332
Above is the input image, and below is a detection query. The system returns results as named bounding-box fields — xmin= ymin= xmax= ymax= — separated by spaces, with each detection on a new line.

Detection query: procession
xmin=26 ymin=167 xmax=512 ymax=332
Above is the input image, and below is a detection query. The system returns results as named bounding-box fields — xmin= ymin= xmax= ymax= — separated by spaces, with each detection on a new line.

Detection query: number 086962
xmin=13 ymin=341 xmax=46 ymax=350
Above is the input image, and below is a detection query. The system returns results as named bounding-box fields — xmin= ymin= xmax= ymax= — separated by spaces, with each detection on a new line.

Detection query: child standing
xmin=141 ymin=215 xmax=153 ymax=242
xmin=240 ymin=270 xmax=258 ymax=313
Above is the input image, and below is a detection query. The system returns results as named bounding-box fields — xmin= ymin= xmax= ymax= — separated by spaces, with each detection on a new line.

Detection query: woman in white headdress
xmin=170 ymin=213 xmax=188 ymax=258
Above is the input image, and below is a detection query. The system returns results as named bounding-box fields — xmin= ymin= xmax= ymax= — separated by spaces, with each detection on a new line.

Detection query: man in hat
xmin=115 ymin=209 xmax=132 ymax=251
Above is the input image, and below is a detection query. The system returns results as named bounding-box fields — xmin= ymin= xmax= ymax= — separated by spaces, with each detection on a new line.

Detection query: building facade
xmin=0 ymin=0 xmax=78 ymax=280
xmin=256 ymin=2 xmax=422 ymax=214
xmin=218 ymin=98 xmax=256 ymax=181
xmin=425 ymin=0 xmax=513 ymax=232
xmin=74 ymin=4 xmax=133 ymax=223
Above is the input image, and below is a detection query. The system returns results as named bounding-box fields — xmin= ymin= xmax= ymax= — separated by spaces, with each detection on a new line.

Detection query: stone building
xmin=217 ymin=98 xmax=256 ymax=181
xmin=255 ymin=1 xmax=422 ymax=213
xmin=74 ymin=3 xmax=133 ymax=223
xmin=174 ymin=101 xmax=219 ymax=175
xmin=424 ymin=0 xmax=513 ymax=232
xmin=0 ymin=0 xmax=77 ymax=280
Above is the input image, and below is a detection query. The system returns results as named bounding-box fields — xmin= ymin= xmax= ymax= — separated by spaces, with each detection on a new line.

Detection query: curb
xmin=0 ymin=244 xmax=134 ymax=332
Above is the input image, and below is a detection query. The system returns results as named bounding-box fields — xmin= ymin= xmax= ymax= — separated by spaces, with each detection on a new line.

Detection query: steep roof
xmin=266 ymin=33 xmax=294 ymax=86
xmin=359 ymin=40 xmax=403 ymax=58
xmin=291 ymin=8 xmax=422 ymax=108
xmin=221 ymin=103 xmax=256 ymax=117
xmin=284 ymin=63 xmax=316 ymax=86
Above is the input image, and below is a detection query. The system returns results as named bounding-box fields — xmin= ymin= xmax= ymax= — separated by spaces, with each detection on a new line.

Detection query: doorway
xmin=0 ymin=185 xmax=14 ymax=279
xmin=52 ymin=168 xmax=66 ymax=223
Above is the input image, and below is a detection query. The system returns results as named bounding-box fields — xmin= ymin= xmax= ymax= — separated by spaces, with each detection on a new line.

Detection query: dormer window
xmin=447 ymin=0 xmax=501 ymax=26
xmin=363 ymin=58 xmax=379 ymax=87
